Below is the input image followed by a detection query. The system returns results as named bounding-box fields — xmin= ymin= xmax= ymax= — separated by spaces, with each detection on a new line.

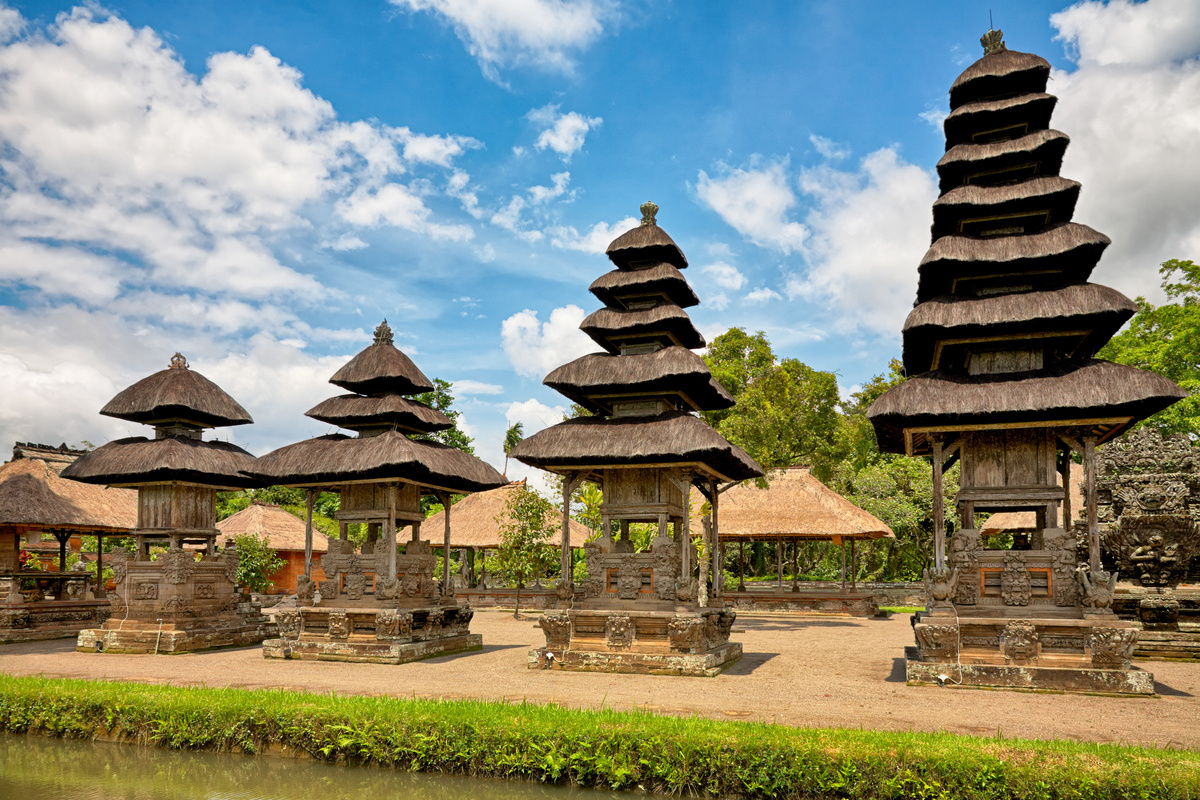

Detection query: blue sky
xmin=1 ymin=0 xmax=1198 ymax=488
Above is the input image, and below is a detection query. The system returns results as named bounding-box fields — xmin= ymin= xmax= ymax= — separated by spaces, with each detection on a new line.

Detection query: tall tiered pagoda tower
xmin=868 ymin=30 xmax=1185 ymax=694
xmin=63 ymin=354 xmax=272 ymax=654
xmin=512 ymin=202 xmax=763 ymax=676
xmin=250 ymin=320 xmax=506 ymax=664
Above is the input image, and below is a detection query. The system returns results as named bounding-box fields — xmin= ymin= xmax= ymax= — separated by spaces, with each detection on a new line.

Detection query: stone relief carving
xmin=109 ymin=548 xmax=129 ymax=585
xmin=318 ymin=579 xmax=339 ymax=600
xmin=295 ymin=575 xmax=315 ymax=601
xmin=914 ymin=623 xmax=959 ymax=659
xmin=0 ymin=609 xmax=30 ymax=629
xmin=133 ymin=582 xmax=158 ymax=601
xmin=538 ymin=612 xmax=572 ymax=649
xmin=222 ymin=550 xmax=240 ymax=585
xmin=276 ymin=610 xmax=301 ymax=639
xmin=605 ymin=613 xmax=633 ymax=647
xmin=1001 ymin=553 xmax=1031 ymax=606
xmin=667 ymin=616 xmax=706 ymax=653
xmin=425 ymin=609 xmax=444 ymax=638
xmin=923 ymin=565 xmax=957 ymax=607
xmin=163 ymin=595 xmax=192 ymax=614
xmin=1077 ymin=568 xmax=1117 ymax=610
xmin=375 ymin=609 xmax=412 ymax=640
xmin=109 ymin=594 xmax=127 ymax=616
xmin=376 ymin=577 xmax=401 ymax=601
xmin=326 ymin=611 xmax=350 ymax=639
xmin=999 ymin=620 xmax=1039 ymax=664
xmin=1100 ymin=428 xmax=1197 ymax=476
xmin=343 ymin=573 xmax=367 ymax=600
xmin=1089 ymin=626 xmax=1138 ymax=669
xmin=401 ymin=572 xmax=421 ymax=598
xmin=616 ymin=562 xmax=641 ymax=600
xmin=951 ymin=530 xmax=981 ymax=604
xmin=162 ymin=549 xmax=195 ymax=585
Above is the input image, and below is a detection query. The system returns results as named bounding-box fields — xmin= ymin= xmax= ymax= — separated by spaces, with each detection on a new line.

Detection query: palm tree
xmin=502 ymin=422 xmax=524 ymax=477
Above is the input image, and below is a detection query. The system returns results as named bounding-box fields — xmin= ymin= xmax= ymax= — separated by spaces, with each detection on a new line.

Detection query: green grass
xmin=0 ymin=674 xmax=1197 ymax=799
xmin=878 ymin=605 xmax=924 ymax=614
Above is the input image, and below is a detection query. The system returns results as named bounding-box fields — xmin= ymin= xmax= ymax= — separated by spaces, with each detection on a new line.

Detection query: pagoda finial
xmin=981 ymin=28 xmax=1006 ymax=55
xmin=639 ymin=201 xmax=659 ymax=226
xmin=169 ymin=353 xmax=189 ymax=370
xmin=373 ymin=319 xmax=394 ymax=346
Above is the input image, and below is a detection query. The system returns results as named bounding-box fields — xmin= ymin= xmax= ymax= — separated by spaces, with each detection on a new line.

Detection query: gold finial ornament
xmin=168 ymin=353 xmax=189 ymax=370
xmin=639 ymin=201 xmax=659 ymax=226
xmin=981 ymin=28 xmax=1006 ymax=55
xmin=373 ymin=319 xmax=394 ymax=346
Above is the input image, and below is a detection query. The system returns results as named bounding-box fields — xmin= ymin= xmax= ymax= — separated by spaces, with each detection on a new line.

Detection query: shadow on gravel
xmin=723 ymin=652 xmax=779 ymax=675
xmin=0 ymin=639 xmax=76 ymax=655
xmin=1154 ymin=680 xmax=1194 ymax=697
xmin=886 ymin=658 xmax=907 ymax=683
xmin=735 ymin=617 xmax=861 ymax=632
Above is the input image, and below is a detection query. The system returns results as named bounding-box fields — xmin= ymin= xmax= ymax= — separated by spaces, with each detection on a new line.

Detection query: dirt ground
xmin=1 ymin=610 xmax=1197 ymax=750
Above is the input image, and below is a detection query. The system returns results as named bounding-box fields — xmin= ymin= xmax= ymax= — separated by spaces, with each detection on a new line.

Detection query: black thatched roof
xmin=867 ymin=360 xmax=1188 ymax=454
xmin=510 ymin=411 xmax=763 ymax=481
xmin=580 ymin=305 xmax=705 ymax=352
xmin=949 ymin=49 xmax=1051 ymax=110
xmin=937 ymin=129 xmax=1069 ymax=194
xmin=545 ymin=347 xmax=735 ymax=414
xmin=247 ymin=431 xmax=506 ymax=493
xmin=100 ymin=354 xmax=252 ymax=429
xmin=605 ymin=203 xmax=688 ymax=270
xmin=931 ymin=176 xmax=1080 ymax=241
xmin=943 ymin=93 xmax=1056 ymax=148
xmin=589 ymin=263 xmax=699 ymax=309
xmin=61 ymin=436 xmax=261 ymax=489
xmin=916 ymin=222 xmax=1109 ymax=302
xmin=902 ymin=283 xmax=1138 ymax=374
xmin=328 ymin=321 xmax=434 ymax=396
xmin=305 ymin=393 xmax=453 ymax=433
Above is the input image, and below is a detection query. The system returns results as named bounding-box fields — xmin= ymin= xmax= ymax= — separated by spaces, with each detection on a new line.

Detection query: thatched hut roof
xmin=902 ymin=283 xmax=1137 ymax=374
xmin=867 ymin=360 xmax=1188 ymax=455
xmin=248 ymin=431 xmax=506 ymax=494
xmin=215 ymin=503 xmax=328 ymax=553
xmin=0 ymin=452 xmax=137 ymax=531
xmin=949 ymin=49 xmax=1051 ymax=109
xmin=916 ymin=223 xmax=1108 ymax=302
xmin=544 ymin=348 xmax=734 ymax=414
xmin=605 ymin=204 xmax=688 ymax=270
xmin=580 ymin=305 xmax=705 ymax=352
xmin=931 ymin=176 xmax=1080 ymax=240
xmin=589 ymin=264 xmax=699 ymax=309
xmin=61 ymin=436 xmax=261 ymax=489
xmin=100 ymin=354 xmax=252 ymax=429
xmin=936 ymin=129 xmax=1069 ymax=194
xmin=943 ymin=92 xmax=1056 ymax=148
xmin=981 ymin=470 xmax=1085 ymax=535
xmin=328 ymin=321 xmax=434 ymax=396
xmin=700 ymin=467 xmax=894 ymax=542
xmin=418 ymin=481 xmax=592 ymax=549
xmin=305 ymin=393 xmax=452 ymax=433
xmin=510 ymin=411 xmax=763 ymax=482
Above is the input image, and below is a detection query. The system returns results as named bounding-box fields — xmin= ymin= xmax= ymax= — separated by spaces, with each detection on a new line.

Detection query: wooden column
xmin=386 ymin=486 xmax=397 ymax=580
xmin=303 ymin=489 xmax=314 ymax=579
xmin=850 ymin=539 xmax=856 ymax=591
xmin=479 ymin=547 xmax=487 ymax=588
xmin=791 ymin=538 xmax=799 ymax=591
xmin=931 ymin=437 xmax=946 ymax=571
xmin=439 ymin=491 xmax=452 ymax=595
xmin=55 ymin=531 xmax=68 ymax=573
xmin=711 ymin=479 xmax=721 ymax=599
xmin=95 ymin=534 xmax=103 ymax=597
xmin=1062 ymin=449 xmax=1073 ymax=530
xmin=776 ymin=539 xmax=784 ymax=596
xmin=738 ymin=540 xmax=745 ymax=591
xmin=839 ymin=539 xmax=847 ymax=591
xmin=677 ymin=473 xmax=692 ymax=594
xmin=1085 ymin=436 xmax=1100 ymax=571
xmin=561 ymin=475 xmax=584 ymax=585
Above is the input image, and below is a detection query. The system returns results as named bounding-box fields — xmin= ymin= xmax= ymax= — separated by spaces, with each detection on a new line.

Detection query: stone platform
xmin=724 ymin=587 xmax=878 ymax=616
xmin=530 ymin=641 xmax=740 ymax=676
xmin=265 ymin=632 xmax=482 ymax=663
xmin=77 ymin=616 xmax=273 ymax=654
xmin=0 ymin=600 xmax=111 ymax=644
xmin=265 ymin=603 xmax=477 ymax=665
xmin=905 ymin=647 xmax=1154 ymax=695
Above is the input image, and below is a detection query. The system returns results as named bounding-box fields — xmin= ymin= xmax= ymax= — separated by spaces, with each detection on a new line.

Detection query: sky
xmin=0 ymin=0 xmax=1198 ymax=490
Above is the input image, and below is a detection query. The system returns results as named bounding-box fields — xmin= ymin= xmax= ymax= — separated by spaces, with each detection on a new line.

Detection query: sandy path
xmin=1 ymin=610 xmax=1196 ymax=750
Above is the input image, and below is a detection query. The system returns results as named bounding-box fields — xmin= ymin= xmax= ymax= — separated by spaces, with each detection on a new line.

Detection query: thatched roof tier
xmin=510 ymin=411 xmax=763 ymax=482
xmin=703 ymin=467 xmax=894 ymax=542
xmin=902 ymin=283 xmax=1138 ymax=374
xmin=100 ymin=355 xmax=252 ymax=429
xmin=0 ymin=455 xmax=137 ymax=531
xmin=305 ymin=393 xmax=452 ymax=433
xmin=215 ymin=503 xmax=328 ymax=553
xmin=867 ymin=360 xmax=1188 ymax=455
xmin=931 ymin=176 xmax=1080 ymax=241
xmin=328 ymin=322 xmax=434 ymax=396
xmin=589 ymin=263 xmax=699 ymax=309
xmin=943 ymin=93 xmax=1056 ymax=149
xmin=605 ymin=204 xmax=688 ymax=270
xmin=916 ymin=223 xmax=1109 ymax=302
xmin=580 ymin=306 xmax=705 ymax=352
xmin=248 ymin=431 xmax=506 ymax=494
xmin=61 ymin=436 xmax=261 ymax=489
xmin=418 ymin=481 xmax=592 ymax=549
xmin=544 ymin=347 xmax=735 ymax=414
xmin=937 ymin=129 xmax=1069 ymax=194
xmin=949 ymin=49 xmax=1051 ymax=110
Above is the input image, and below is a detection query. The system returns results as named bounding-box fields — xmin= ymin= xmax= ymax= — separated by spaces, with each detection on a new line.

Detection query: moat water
xmin=0 ymin=733 xmax=633 ymax=800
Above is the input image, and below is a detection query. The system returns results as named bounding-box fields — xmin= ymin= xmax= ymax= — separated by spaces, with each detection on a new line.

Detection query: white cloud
xmin=809 ymin=134 xmax=849 ymax=161
xmin=919 ymin=105 xmax=947 ymax=131
xmin=489 ymin=195 xmax=544 ymax=242
xmin=701 ymin=261 xmax=746 ymax=291
xmin=527 ymin=104 xmax=602 ymax=161
xmin=1051 ymin=0 xmax=1200 ymax=68
xmin=395 ymin=127 xmax=481 ymax=166
xmin=320 ymin=234 xmax=369 ymax=251
xmin=500 ymin=305 xmax=595 ymax=378
xmin=391 ymin=0 xmax=619 ymax=79
xmin=707 ymin=292 xmax=730 ymax=312
xmin=744 ymin=287 xmax=782 ymax=304
xmin=548 ymin=215 xmax=638 ymax=253
xmin=453 ymin=379 xmax=504 ymax=395
xmin=528 ymin=171 xmax=571 ymax=204
xmin=337 ymin=184 xmax=474 ymax=240
xmin=505 ymin=398 xmax=568 ymax=433
xmin=695 ymin=157 xmax=809 ymax=253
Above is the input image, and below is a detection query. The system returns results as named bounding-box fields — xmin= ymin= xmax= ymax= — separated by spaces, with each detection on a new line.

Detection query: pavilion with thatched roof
xmin=0 ymin=442 xmax=137 ymax=642
xmin=215 ymin=503 xmax=330 ymax=594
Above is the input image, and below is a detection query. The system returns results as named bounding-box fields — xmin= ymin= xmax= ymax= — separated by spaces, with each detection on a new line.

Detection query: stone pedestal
xmin=263 ymin=604 xmax=480 ymax=664
xmin=0 ymin=597 xmax=111 ymax=644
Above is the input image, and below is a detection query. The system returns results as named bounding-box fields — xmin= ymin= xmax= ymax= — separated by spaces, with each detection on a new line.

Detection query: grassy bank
xmin=0 ymin=674 xmax=1197 ymax=799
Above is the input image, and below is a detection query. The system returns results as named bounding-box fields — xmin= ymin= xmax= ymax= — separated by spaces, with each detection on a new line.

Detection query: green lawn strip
xmin=0 ymin=674 xmax=1196 ymax=799
xmin=878 ymin=606 xmax=923 ymax=613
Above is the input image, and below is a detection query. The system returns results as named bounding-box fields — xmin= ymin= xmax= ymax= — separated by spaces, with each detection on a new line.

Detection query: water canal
xmin=0 ymin=733 xmax=633 ymax=800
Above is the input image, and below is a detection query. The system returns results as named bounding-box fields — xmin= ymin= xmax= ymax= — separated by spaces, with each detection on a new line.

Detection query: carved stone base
xmin=722 ymin=589 xmax=877 ymax=616
xmin=0 ymin=600 xmax=110 ymax=644
xmin=76 ymin=616 xmax=273 ymax=654
xmin=264 ymin=633 xmax=482 ymax=664
xmin=905 ymin=648 xmax=1155 ymax=696
xmin=530 ymin=642 xmax=742 ymax=677
xmin=263 ymin=603 xmax=478 ymax=664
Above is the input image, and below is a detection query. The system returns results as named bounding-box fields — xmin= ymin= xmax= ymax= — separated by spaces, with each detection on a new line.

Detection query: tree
xmin=1097 ymin=258 xmax=1200 ymax=436
xmin=701 ymin=328 xmax=776 ymax=428
xmin=493 ymin=485 xmax=557 ymax=618
xmin=413 ymin=378 xmax=476 ymax=454
xmin=502 ymin=422 xmax=524 ymax=476
xmin=231 ymin=533 xmax=285 ymax=594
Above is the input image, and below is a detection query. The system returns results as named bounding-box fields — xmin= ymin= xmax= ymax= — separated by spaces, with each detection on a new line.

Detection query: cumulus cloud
xmin=391 ymin=0 xmax=619 ymax=79
xmin=395 ymin=128 xmax=481 ymax=166
xmin=548 ymin=215 xmax=638 ymax=253
xmin=809 ymin=134 xmax=850 ymax=161
xmin=505 ymin=397 xmax=568 ymax=433
xmin=453 ymin=379 xmax=504 ymax=395
xmin=701 ymin=261 xmax=746 ymax=291
xmin=529 ymin=171 xmax=572 ymax=204
xmin=1052 ymin=0 xmax=1200 ymax=67
xmin=527 ymin=104 xmax=602 ymax=161
xmin=744 ymin=287 xmax=782 ymax=304
xmin=500 ymin=305 xmax=595 ymax=378
xmin=337 ymin=184 xmax=474 ymax=240
xmin=695 ymin=157 xmax=809 ymax=253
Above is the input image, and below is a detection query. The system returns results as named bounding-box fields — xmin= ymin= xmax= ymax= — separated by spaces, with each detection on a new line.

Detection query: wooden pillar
xmin=561 ymin=477 xmax=572 ymax=585
xmin=1062 ymin=449 xmax=1073 ymax=530
xmin=850 ymin=539 xmax=856 ymax=591
xmin=738 ymin=540 xmax=746 ymax=591
xmin=303 ymin=489 xmax=314 ymax=579
xmin=479 ymin=547 xmax=487 ymax=587
xmin=791 ymin=537 xmax=799 ymax=591
xmin=931 ymin=437 xmax=946 ymax=571
xmin=776 ymin=539 xmax=784 ymax=596
xmin=95 ymin=534 xmax=104 ymax=597
xmin=55 ymin=531 xmax=68 ymax=573
xmin=840 ymin=539 xmax=847 ymax=591
xmin=439 ymin=491 xmax=452 ymax=595
xmin=386 ymin=486 xmax=397 ymax=580
xmin=711 ymin=480 xmax=721 ymax=598
xmin=678 ymin=473 xmax=691 ymax=593
xmin=1085 ymin=436 xmax=1100 ymax=571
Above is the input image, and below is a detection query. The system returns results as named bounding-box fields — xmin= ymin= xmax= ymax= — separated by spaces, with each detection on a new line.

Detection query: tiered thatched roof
xmin=0 ymin=446 xmax=136 ymax=531
xmin=100 ymin=354 xmax=252 ymax=429
xmin=418 ymin=481 xmax=592 ymax=549
xmin=215 ymin=503 xmax=328 ymax=553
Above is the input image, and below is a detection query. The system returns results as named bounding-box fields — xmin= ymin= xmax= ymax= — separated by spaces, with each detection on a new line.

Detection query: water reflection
xmin=0 ymin=734 xmax=632 ymax=800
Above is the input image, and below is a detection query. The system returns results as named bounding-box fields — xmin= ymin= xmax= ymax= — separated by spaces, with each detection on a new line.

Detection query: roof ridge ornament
xmin=169 ymin=353 xmax=189 ymax=370
xmin=981 ymin=28 xmax=1006 ymax=55
xmin=639 ymin=201 xmax=659 ymax=226
xmin=373 ymin=319 xmax=394 ymax=346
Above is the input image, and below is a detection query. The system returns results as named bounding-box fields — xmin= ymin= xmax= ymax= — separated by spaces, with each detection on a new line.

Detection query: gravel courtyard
xmin=1 ymin=610 xmax=1196 ymax=750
